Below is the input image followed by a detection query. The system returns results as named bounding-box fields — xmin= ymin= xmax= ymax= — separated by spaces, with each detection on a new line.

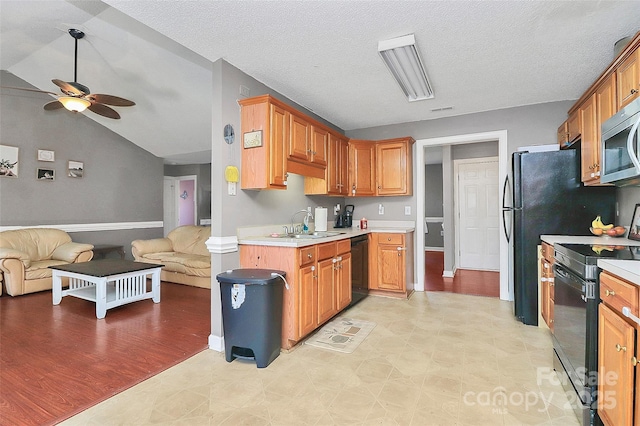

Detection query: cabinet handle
xmin=616 ymin=344 xmax=627 ymax=352
xmin=308 ymin=253 xmax=312 ymax=259
xmin=633 ymin=357 xmax=638 ymax=366
xmin=631 ymin=89 xmax=639 ymax=95
xmin=605 ymin=289 xmax=615 ymax=297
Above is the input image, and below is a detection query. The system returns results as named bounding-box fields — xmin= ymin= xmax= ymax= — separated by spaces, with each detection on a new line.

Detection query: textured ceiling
xmin=1 ymin=1 xmax=639 ymax=164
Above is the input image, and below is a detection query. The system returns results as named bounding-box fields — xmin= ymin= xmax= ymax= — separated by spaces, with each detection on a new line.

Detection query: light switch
xmin=378 ymin=204 xmax=384 ymax=215
xmin=404 ymin=206 xmax=411 ymax=215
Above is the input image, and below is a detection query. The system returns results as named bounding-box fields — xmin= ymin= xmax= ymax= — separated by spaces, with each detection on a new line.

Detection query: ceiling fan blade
xmin=87 ymin=94 xmax=135 ymax=107
xmin=43 ymin=100 xmax=64 ymax=111
xmin=88 ymin=103 xmax=121 ymax=119
xmin=1 ymin=86 xmax=59 ymax=96
xmin=52 ymin=79 xmax=88 ymax=96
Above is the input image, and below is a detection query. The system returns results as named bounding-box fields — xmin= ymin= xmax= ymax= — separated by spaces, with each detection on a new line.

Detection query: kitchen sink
xmin=270 ymin=231 xmax=346 ymax=239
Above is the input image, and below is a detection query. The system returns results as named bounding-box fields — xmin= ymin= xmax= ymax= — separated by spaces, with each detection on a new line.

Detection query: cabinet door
xmin=617 ymin=50 xmax=640 ymax=110
xmin=348 ymin=140 xmax=376 ymax=196
xmin=327 ymin=134 xmax=348 ymax=195
xmin=598 ymin=303 xmax=635 ymax=426
xmin=557 ymin=121 xmax=569 ymax=148
xmin=311 ymin=126 xmax=328 ymax=167
xmin=289 ymin=112 xmax=311 ymax=161
xmin=580 ymin=94 xmax=598 ymax=184
xmin=298 ymin=265 xmax=317 ymax=338
xmin=317 ymin=258 xmax=336 ymax=325
xmin=370 ymin=233 xmax=405 ymax=292
xmin=376 ymin=139 xmax=411 ymax=195
xmin=270 ymin=104 xmax=289 ymax=187
xmin=567 ymin=110 xmax=581 ymax=143
xmin=336 ymin=253 xmax=352 ymax=311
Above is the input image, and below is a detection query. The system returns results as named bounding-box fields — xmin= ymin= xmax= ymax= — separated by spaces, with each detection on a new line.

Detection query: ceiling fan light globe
xmin=59 ymin=96 xmax=91 ymax=112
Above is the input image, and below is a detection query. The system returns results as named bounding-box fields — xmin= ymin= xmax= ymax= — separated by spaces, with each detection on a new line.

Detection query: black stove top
xmin=557 ymin=243 xmax=640 ymax=262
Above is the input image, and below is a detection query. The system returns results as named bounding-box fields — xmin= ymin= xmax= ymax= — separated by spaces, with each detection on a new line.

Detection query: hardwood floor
xmin=424 ymin=250 xmax=500 ymax=297
xmin=0 ymin=282 xmax=210 ymax=426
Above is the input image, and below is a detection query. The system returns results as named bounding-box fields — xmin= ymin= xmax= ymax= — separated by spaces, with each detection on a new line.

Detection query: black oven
xmin=553 ymin=262 xmax=597 ymax=424
xmin=552 ymin=243 xmax=638 ymax=426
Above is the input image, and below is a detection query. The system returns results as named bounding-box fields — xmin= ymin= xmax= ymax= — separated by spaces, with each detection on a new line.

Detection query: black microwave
xmin=601 ymin=98 xmax=640 ymax=186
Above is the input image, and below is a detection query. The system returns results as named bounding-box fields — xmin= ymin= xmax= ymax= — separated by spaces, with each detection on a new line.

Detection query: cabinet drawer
xmin=299 ymin=246 xmax=316 ymax=267
xmin=317 ymin=242 xmax=337 ymax=261
xmin=541 ymin=242 xmax=555 ymax=264
xmin=600 ymin=271 xmax=639 ymax=316
xmin=378 ymin=233 xmax=404 ymax=245
xmin=337 ymin=239 xmax=351 ymax=255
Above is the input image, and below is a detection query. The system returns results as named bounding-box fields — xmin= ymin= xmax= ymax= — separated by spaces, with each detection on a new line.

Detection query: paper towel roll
xmin=314 ymin=207 xmax=327 ymax=232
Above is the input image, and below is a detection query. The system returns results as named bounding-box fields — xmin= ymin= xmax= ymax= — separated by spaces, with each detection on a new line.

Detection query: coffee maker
xmin=335 ymin=204 xmax=355 ymax=228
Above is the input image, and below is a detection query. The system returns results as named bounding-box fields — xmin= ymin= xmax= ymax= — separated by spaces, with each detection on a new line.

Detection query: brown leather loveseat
xmin=0 ymin=228 xmax=94 ymax=296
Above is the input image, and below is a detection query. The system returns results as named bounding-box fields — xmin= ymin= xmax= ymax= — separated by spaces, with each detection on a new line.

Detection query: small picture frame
xmin=629 ymin=203 xmax=640 ymax=242
xmin=37 ymin=149 xmax=55 ymax=162
xmin=243 ymin=130 xmax=263 ymax=148
xmin=0 ymin=144 xmax=19 ymax=178
xmin=37 ymin=168 xmax=55 ymax=181
xmin=68 ymin=160 xmax=84 ymax=178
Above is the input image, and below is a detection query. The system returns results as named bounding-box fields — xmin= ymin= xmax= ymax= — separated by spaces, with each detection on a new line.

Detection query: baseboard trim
xmin=443 ymin=270 xmax=454 ymax=278
xmin=0 ymin=221 xmax=163 ymax=233
xmin=208 ymin=334 xmax=224 ymax=352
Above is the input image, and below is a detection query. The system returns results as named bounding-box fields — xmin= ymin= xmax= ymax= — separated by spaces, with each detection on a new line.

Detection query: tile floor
xmin=60 ymin=292 xmax=580 ymax=425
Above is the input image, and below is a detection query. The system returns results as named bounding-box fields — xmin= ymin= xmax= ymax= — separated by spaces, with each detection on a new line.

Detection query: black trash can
xmin=216 ymin=268 xmax=285 ymax=368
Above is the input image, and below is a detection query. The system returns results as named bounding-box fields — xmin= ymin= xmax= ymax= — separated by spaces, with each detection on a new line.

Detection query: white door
xmin=455 ymin=158 xmax=500 ymax=271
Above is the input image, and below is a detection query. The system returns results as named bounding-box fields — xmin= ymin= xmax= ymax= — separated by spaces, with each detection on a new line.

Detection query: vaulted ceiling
xmin=1 ymin=1 xmax=639 ymax=164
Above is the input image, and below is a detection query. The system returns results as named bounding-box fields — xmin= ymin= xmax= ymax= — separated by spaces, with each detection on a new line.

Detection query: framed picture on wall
xmin=37 ymin=168 xmax=55 ymax=181
xmin=68 ymin=160 xmax=84 ymax=178
xmin=629 ymin=203 xmax=640 ymax=242
xmin=37 ymin=149 xmax=55 ymax=162
xmin=0 ymin=144 xmax=19 ymax=178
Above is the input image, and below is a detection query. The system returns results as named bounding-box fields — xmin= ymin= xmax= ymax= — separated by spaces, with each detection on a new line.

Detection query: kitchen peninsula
xmin=237 ymin=221 xmax=414 ymax=350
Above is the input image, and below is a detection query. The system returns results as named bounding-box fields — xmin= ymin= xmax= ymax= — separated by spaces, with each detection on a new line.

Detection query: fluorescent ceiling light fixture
xmin=59 ymin=96 xmax=91 ymax=112
xmin=378 ymin=34 xmax=434 ymax=102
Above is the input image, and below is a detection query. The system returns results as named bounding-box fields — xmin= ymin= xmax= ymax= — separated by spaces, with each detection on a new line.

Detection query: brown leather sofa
xmin=131 ymin=225 xmax=211 ymax=289
xmin=0 ymin=228 xmax=94 ymax=296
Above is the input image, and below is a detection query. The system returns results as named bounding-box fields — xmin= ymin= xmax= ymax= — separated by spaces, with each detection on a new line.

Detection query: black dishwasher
xmin=350 ymin=235 xmax=369 ymax=307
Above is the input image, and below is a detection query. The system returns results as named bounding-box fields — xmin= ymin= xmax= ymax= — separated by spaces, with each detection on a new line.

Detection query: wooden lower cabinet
xmin=368 ymin=232 xmax=413 ymax=298
xmin=297 ymin=263 xmax=317 ymax=338
xmin=239 ymin=239 xmax=351 ymax=350
xmin=598 ymin=271 xmax=640 ymax=426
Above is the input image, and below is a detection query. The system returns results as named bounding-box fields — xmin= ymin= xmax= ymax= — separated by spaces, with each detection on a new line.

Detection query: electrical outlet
xmin=378 ymin=204 xmax=384 ymax=215
xmin=404 ymin=206 xmax=411 ymax=215
xmin=307 ymin=206 xmax=312 ymax=214
xmin=228 ymin=182 xmax=236 ymax=196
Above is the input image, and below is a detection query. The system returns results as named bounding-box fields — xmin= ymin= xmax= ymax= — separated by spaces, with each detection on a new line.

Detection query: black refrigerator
xmin=502 ymin=149 xmax=616 ymax=326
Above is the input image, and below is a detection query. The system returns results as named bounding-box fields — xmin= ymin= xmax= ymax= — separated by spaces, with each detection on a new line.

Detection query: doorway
xmin=163 ymin=175 xmax=198 ymax=236
xmin=415 ymin=130 xmax=509 ymax=300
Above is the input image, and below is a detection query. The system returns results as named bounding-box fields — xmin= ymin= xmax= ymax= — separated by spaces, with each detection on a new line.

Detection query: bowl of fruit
xmin=590 ymin=216 xmax=626 ymax=237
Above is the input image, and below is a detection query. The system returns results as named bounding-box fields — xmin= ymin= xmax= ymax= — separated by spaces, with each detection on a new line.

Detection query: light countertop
xmin=237 ymin=221 xmax=415 ymax=248
xmin=598 ymin=259 xmax=640 ymax=286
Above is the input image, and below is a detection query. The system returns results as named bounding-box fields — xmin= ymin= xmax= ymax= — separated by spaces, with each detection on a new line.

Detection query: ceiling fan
xmin=3 ymin=28 xmax=135 ymax=119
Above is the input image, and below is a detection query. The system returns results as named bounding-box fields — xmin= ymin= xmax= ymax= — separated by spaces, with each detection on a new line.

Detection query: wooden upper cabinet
xmin=310 ymin=126 xmax=328 ymax=167
xmin=289 ymin=112 xmax=311 ymax=161
xmin=327 ymin=133 xmax=348 ymax=195
xmin=580 ymin=94 xmax=598 ymax=184
xmin=567 ymin=110 xmax=581 ymax=144
xmin=376 ymin=137 xmax=414 ymax=196
xmin=617 ymin=49 xmax=640 ymax=110
xmin=557 ymin=121 xmax=569 ymax=148
xmin=348 ymin=140 xmax=376 ymax=196
xmin=239 ymin=96 xmax=289 ymax=190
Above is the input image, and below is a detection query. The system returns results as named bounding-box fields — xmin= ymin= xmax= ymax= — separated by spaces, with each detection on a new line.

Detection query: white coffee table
xmin=51 ymin=259 xmax=163 ymax=319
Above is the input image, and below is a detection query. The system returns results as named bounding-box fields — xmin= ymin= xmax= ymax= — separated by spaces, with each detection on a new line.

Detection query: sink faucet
xmin=288 ymin=209 xmax=312 ymax=235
